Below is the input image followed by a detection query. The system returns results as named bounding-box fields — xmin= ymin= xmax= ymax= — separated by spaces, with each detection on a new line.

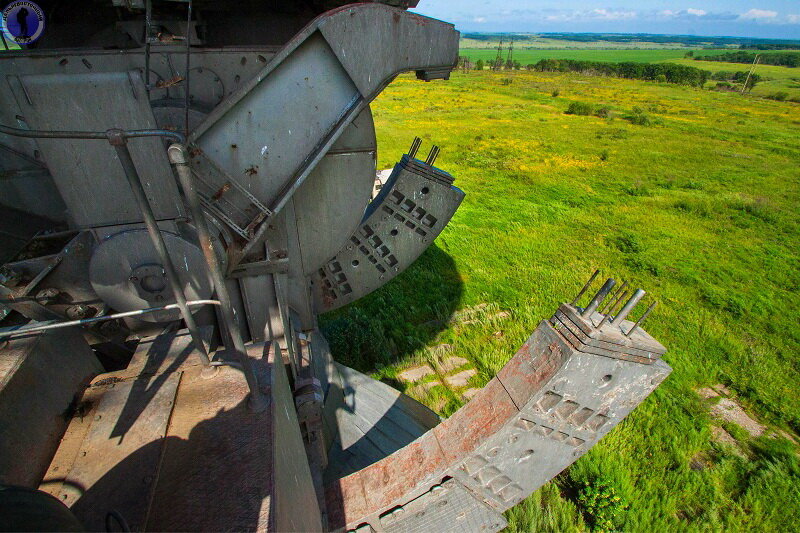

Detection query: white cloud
xmin=540 ymin=9 xmax=637 ymax=22
xmin=591 ymin=9 xmax=638 ymax=20
xmin=472 ymin=16 xmax=487 ymax=23
xmin=787 ymin=14 xmax=800 ymax=24
xmin=686 ymin=8 xmax=707 ymax=16
xmin=740 ymin=9 xmax=778 ymax=20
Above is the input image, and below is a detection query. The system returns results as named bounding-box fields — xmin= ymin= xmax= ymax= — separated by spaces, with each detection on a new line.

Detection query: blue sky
xmin=410 ymin=1 xmax=800 ymax=39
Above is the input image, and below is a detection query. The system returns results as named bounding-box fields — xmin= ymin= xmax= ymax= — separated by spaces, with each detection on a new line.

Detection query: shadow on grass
xmin=319 ymin=242 xmax=463 ymax=374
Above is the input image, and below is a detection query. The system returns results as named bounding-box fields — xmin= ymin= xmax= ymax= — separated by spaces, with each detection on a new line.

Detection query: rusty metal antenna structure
xmin=493 ymin=37 xmax=505 ymax=71
xmin=0 ymin=2 xmax=671 ymax=531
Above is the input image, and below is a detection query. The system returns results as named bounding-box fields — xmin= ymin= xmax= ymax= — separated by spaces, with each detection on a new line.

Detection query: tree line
xmin=531 ymin=59 xmax=709 ymax=86
xmin=695 ymin=51 xmax=800 ymax=68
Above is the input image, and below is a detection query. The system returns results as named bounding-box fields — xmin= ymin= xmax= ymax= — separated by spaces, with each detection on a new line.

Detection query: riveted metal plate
xmin=312 ymin=158 xmax=464 ymax=312
xmin=379 ymin=479 xmax=506 ymax=533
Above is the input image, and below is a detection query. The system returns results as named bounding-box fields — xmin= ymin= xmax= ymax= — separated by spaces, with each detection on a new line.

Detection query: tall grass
xmin=321 ymin=69 xmax=800 ymax=530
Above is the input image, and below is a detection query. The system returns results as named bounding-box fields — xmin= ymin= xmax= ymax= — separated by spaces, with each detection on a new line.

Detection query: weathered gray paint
xmin=8 ymin=71 xmax=183 ymax=227
xmin=312 ymin=156 xmax=464 ymax=312
xmin=0 ymin=329 xmax=102 ymax=487
xmin=271 ymin=342 xmax=325 ymax=531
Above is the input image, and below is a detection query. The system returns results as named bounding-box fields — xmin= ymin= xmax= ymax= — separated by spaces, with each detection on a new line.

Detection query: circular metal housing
xmin=89 ymin=229 xmax=212 ymax=322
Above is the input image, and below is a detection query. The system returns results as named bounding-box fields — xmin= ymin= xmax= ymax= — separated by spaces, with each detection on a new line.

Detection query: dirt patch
xmin=697 ymin=387 xmax=719 ymax=400
xmin=697 ymin=385 xmax=765 ymax=437
xmin=689 ymin=452 xmax=712 ymax=471
xmin=445 ymin=368 xmax=477 ymax=387
xmin=408 ymin=380 xmax=441 ymax=396
xmin=711 ymin=426 xmax=746 ymax=457
xmin=398 ymin=364 xmax=434 ymax=383
xmin=711 ymin=398 xmax=765 ymax=437
xmin=437 ymin=355 xmax=469 ymax=373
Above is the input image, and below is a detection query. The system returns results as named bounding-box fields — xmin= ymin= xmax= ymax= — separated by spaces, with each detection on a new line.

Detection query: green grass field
xmin=321 ymin=69 xmax=800 ymax=530
xmin=459 ymin=47 xmax=800 ymax=100
xmin=459 ymin=47 xmax=729 ymax=64
xmin=670 ymin=59 xmax=800 ymax=99
xmin=459 ymin=37 xmax=732 ymax=50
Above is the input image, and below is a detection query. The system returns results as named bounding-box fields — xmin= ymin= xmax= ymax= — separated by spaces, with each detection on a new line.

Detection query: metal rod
xmin=0 ymin=300 xmax=220 ymax=339
xmin=611 ymin=288 xmax=646 ymax=327
xmin=570 ymin=269 xmax=600 ymax=306
xmin=581 ymin=278 xmax=615 ymax=318
xmin=184 ymin=0 xmax=192 ymax=137
xmin=111 ymin=140 xmax=210 ymax=366
xmin=626 ymin=301 xmax=657 ymax=337
xmin=599 ymin=280 xmax=627 ymax=314
xmin=596 ymin=290 xmax=628 ymax=328
xmin=425 ymin=145 xmax=440 ymax=166
xmin=168 ymin=144 xmax=268 ymax=412
xmin=0 ymin=124 xmax=185 ymax=144
xmin=144 ymin=0 xmax=152 ymax=93
xmin=408 ymin=136 xmax=421 ymax=159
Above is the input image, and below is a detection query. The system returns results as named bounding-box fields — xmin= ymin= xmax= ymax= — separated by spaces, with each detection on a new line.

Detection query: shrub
xmin=612 ymin=232 xmax=643 ymax=254
xmin=535 ymin=58 xmax=709 ymax=86
xmin=566 ymin=101 xmax=593 ymax=116
xmin=595 ymin=106 xmax=611 ymax=118
xmin=599 ymin=149 xmax=609 ymax=161
xmin=629 ymin=111 xmax=651 ymax=126
xmin=577 ymin=477 xmax=629 ymax=531
xmin=475 ymin=59 xmax=484 ymax=71
xmin=501 ymin=77 xmax=513 ymax=85
xmin=551 ymin=88 xmax=561 ymax=97
xmin=766 ymin=92 xmax=789 ymax=101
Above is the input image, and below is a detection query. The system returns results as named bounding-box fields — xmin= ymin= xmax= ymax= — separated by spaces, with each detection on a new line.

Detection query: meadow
xmin=459 ymin=47 xmax=725 ymax=64
xmin=459 ymin=45 xmax=800 ymax=100
xmin=321 ymin=68 xmax=800 ymax=530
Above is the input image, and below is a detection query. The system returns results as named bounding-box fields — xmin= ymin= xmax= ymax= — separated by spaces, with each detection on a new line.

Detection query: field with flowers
xmin=321 ymin=69 xmax=800 ymax=530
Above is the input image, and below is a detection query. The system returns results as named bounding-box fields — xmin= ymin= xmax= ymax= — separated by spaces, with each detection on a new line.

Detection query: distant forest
xmin=532 ymin=59 xmax=709 ymax=86
xmin=462 ymin=33 xmax=800 ymax=49
xmin=694 ymin=51 xmax=800 ymax=67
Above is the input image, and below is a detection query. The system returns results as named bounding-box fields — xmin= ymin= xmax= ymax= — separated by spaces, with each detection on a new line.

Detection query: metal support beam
xmin=168 ymin=144 xmax=268 ymax=412
xmin=108 ymin=133 xmax=210 ymax=368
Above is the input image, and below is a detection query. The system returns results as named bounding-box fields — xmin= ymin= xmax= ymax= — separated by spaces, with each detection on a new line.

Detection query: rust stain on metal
xmin=211 ymin=182 xmax=232 ymax=202
xmin=433 ymin=378 xmax=518 ymax=464
xmin=156 ymin=75 xmax=185 ymax=89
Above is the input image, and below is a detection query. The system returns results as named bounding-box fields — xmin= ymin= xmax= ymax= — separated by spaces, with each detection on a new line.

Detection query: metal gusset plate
xmin=311 ymin=158 xmax=464 ymax=312
xmin=190 ymin=4 xmax=458 ymax=228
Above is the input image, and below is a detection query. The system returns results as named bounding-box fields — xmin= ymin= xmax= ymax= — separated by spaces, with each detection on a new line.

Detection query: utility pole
xmin=506 ymin=38 xmax=514 ymax=70
xmin=741 ymin=54 xmax=760 ymax=94
xmin=493 ymin=38 xmax=504 ymax=71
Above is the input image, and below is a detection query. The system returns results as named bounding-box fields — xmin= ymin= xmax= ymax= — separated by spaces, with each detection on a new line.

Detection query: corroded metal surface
xmin=324 ymin=304 xmax=671 ymax=531
xmin=312 ymin=153 xmax=464 ymax=312
xmin=0 ymin=329 xmax=102 ymax=488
